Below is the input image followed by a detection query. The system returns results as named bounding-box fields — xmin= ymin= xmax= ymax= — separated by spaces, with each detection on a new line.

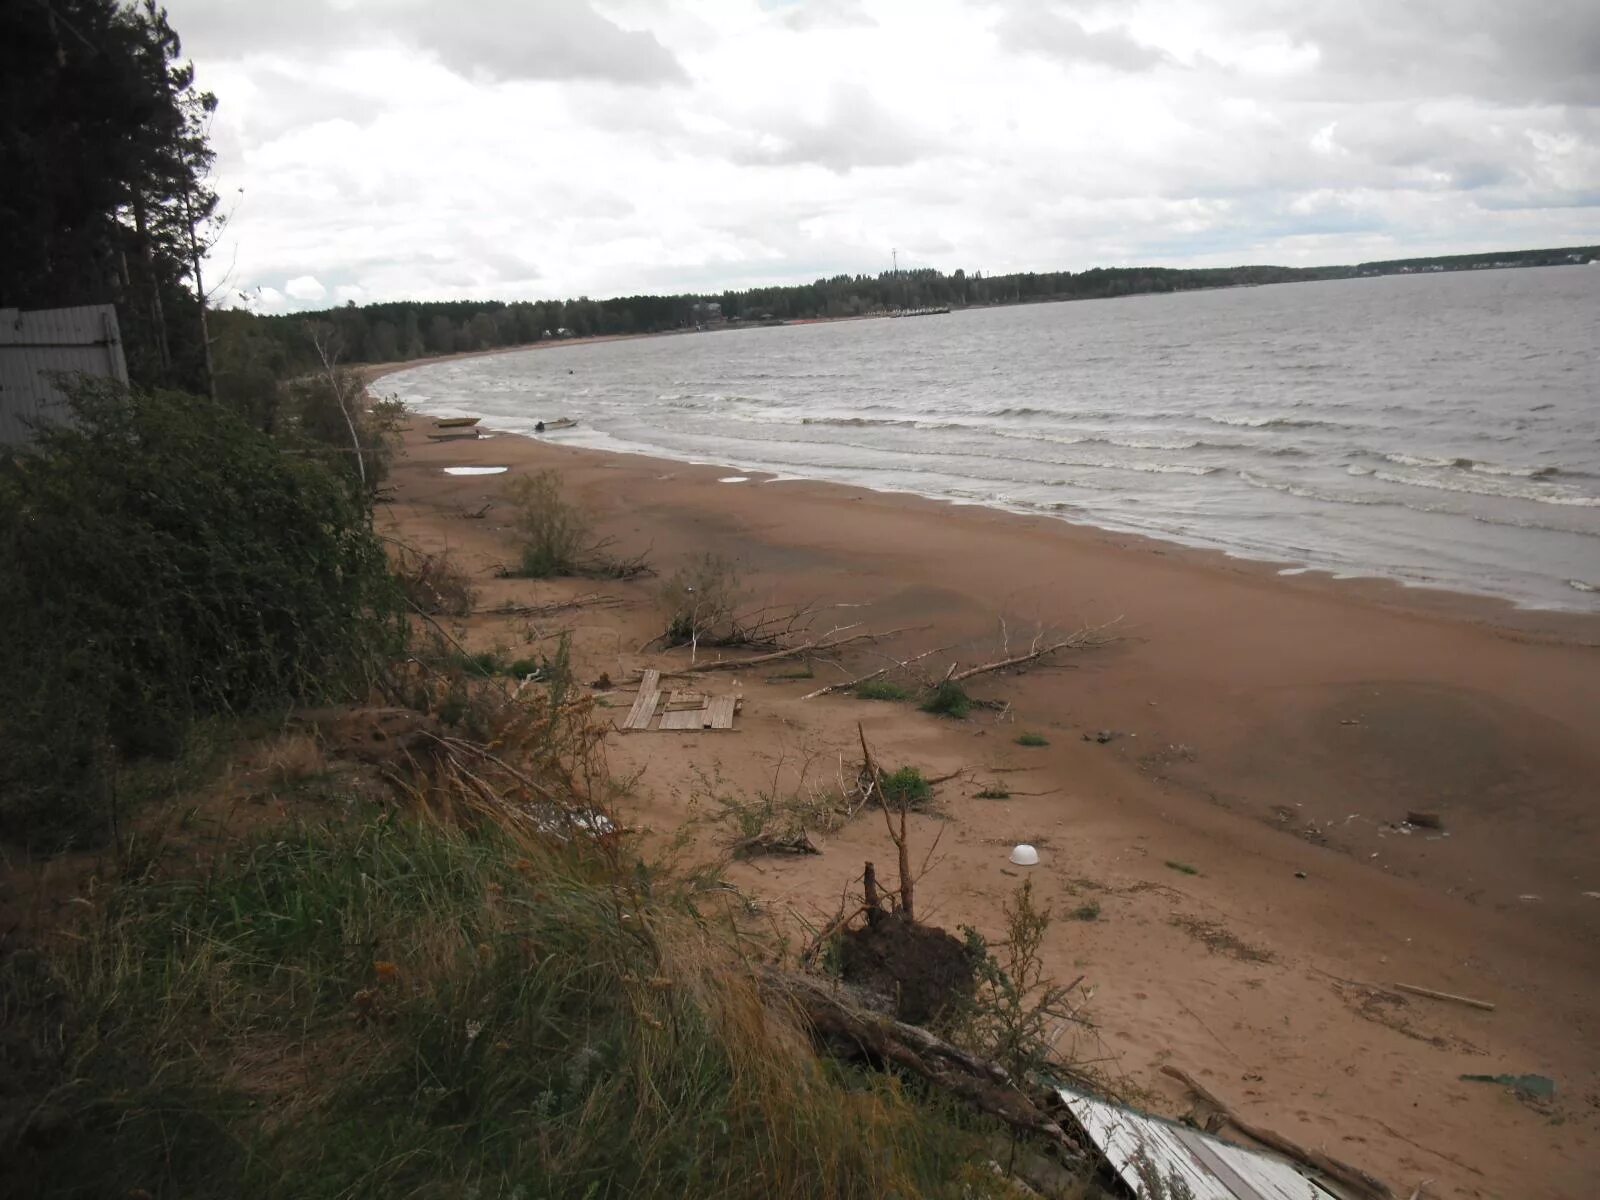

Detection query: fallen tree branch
xmin=801 ymin=643 xmax=953 ymax=699
xmin=488 ymin=593 xmax=625 ymax=618
xmin=683 ymin=624 xmax=924 ymax=674
xmin=1392 ymin=982 xmax=1495 ymax=1012
xmin=770 ymin=971 xmax=1093 ymax=1171
xmin=1161 ymin=1065 xmax=1391 ymax=1199
xmin=948 ymin=620 xmax=1121 ymax=684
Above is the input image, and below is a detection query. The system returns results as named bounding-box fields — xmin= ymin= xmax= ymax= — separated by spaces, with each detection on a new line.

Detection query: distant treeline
xmin=232 ymin=245 xmax=1599 ymax=375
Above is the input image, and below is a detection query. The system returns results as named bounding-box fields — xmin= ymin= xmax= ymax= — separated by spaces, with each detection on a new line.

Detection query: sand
xmin=383 ymin=417 xmax=1600 ymax=1198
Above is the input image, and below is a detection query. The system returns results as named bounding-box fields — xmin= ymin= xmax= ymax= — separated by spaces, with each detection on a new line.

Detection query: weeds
xmin=1165 ymin=860 xmax=1199 ymax=876
xmin=956 ymin=879 xmax=1086 ymax=1082
xmin=1015 ymin=732 xmax=1049 ymax=747
xmin=1071 ymin=902 xmax=1102 ymax=922
xmin=974 ymin=787 xmax=1012 ymax=800
xmin=854 ymin=680 xmax=911 ymax=702
xmin=919 ymin=680 xmax=974 ymax=719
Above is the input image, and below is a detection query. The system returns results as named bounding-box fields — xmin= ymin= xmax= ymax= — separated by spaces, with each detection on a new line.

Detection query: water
xmin=388 ymin=266 xmax=1600 ymax=611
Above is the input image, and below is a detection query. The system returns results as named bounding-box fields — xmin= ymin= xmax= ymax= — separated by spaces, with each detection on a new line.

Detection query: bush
xmin=919 ymin=680 xmax=973 ymax=719
xmin=504 ymin=468 xmax=590 ymax=577
xmin=880 ymin=766 xmax=933 ymax=810
xmin=394 ymin=548 xmax=476 ymax=616
xmin=657 ymin=551 xmax=744 ymax=646
xmin=1015 ymin=732 xmax=1049 ymax=747
xmin=853 ymin=680 xmax=910 ymax=702
xmin=0 ymin=382 xmax=403 ymax=847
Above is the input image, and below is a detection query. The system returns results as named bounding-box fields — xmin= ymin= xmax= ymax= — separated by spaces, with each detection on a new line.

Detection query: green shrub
xmin=1165 ymin=860 xmax=1199 ymax=876
xmin=1015 ymin=732 xmax=1049 ymax=747
xmin=919 ymin=680 xmax=972 ymax=719
xmin=0 ymin=382 xmax=402 ymax=847
xmin=854 ymin=680 xmax=910 ymax=701
xmin=881 ymin=766 xmax=933 ymax=810
xmin=505 ymin=468 xmax=591 ymax=577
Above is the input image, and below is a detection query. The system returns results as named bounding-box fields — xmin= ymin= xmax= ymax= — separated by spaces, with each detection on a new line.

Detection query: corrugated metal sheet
xmin=0 ymin=305 xmax=129 ymax=446
xmin=1057 ymin=1084 xmax=1344 ymax=1200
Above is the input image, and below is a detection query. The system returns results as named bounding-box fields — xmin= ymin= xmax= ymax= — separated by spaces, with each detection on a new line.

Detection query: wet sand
xmin=384 ymin=417 xmax=1600 ymax=1198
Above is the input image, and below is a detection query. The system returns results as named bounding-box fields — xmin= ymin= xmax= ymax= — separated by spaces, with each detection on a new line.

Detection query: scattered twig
xmin=1392 ymin=983 xmax=1495 ymax=1012
xmin=488 ymin=593 xmax=625 ymax=618
xmin=683 ymin=624 xmax=924 ymax=674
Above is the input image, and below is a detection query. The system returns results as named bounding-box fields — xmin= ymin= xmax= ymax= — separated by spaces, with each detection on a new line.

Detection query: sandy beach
xmin=382 ymin=415 xmax=1600 ymax=1199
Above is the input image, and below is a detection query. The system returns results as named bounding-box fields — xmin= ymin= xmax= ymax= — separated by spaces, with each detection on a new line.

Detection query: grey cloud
xmin=1237 ymin=0 xmax=1600 ymax=106
xmin=731 ymin=87 xmax=937 ymax=172
xmin=412 ymin=0 xmax=687 ymax=86
xmin=993 ymin=5 xmax=1169 ymax=72
xmin=168 ymin=0 xmax=686 ymax=86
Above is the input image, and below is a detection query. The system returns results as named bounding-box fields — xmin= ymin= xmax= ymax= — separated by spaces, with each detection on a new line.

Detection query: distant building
xmin=690 ymin=301 xmax=723 ymax=326
xmin=0 ymin=304 xmax=128 ymax=447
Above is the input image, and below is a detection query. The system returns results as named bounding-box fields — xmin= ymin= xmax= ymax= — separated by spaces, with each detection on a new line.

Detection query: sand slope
xmin=385 ymin=422 xmax=1600 ymax=1198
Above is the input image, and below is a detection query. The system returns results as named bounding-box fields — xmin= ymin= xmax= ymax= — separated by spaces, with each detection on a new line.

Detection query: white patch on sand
xmin=443 ymin=466 xmax=508 ymax=476
xmin=718 ymin=476 xmax=750 ymax=483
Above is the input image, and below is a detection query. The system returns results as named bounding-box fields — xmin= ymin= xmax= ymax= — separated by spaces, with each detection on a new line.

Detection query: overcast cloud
xmin=164 ymin=0 xmax=1600 ymax=311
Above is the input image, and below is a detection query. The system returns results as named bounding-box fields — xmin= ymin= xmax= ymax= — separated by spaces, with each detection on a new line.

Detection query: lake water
xmin=388 ymin=266 xmax=1600 ymax=611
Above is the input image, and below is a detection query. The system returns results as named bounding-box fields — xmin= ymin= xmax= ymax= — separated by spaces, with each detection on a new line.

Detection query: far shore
xmin=381 ymin=417 xmax=1600 ymax=1197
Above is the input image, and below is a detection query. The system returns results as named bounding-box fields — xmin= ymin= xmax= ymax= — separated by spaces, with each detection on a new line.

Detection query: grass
xmin=1014 ymin=732 xmax=1049 ymax=748
xmin=854 ymin=680 xmax=911 ymax=702
xmin=1071 ymin=902 xmax=1101 ymax=922
xmin=1 ymin=810 xmax=995 ymax=1199
xmin=974 ymin=787 xmax=1011 ymax=800
xmin=1164 ymin=860 xmax=1200 ymax=876
xmin=918 ymin=680 xmax=972 ymax=719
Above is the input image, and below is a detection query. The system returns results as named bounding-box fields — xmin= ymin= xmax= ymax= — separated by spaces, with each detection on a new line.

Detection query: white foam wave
xmin=1373 ymin=470 xmax=1598 ymax=507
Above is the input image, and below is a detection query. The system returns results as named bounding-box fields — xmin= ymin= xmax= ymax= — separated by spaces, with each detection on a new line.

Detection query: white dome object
xmin=1009 ymin=844 xmax=1040 ymax=866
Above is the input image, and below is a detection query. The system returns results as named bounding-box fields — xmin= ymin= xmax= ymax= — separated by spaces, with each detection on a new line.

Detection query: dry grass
xmin=260 ymin=732 xmax=327 ymax=786
xmin=393 ymin=547 xmax=477 ymax=616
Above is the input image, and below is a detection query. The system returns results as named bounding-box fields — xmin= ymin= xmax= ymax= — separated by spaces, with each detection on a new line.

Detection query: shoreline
xmin=375 ymin=380 xmax=1599 ymax=643
xmin=384 ymin=421 xmax=1600 ymax=1196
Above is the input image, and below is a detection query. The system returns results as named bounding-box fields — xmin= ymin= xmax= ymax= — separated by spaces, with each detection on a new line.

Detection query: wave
xmin=801 ymin=416 xmax=920 ymax=428
xmin=1382 ymin=451 xmax=1560 ymax=478
xmin=1203 ymin=413 xmax=1342 ymax=431
xmin=1372 ymin=470 xmax=1598 ymax=507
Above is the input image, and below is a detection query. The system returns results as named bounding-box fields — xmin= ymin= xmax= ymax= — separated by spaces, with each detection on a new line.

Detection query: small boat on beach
xmin=432 ymin=416 xmax=481 ymax=429
xmin=535 ymin=417 xmax=578 ymax=432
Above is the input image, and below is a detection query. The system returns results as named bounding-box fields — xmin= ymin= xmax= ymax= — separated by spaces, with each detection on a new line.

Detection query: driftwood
xmin=683 ymin=624 xmax=923 ymax=674
xmin=1393 ymin=982 xmax=1495 ymax=1012
xmin=771 ymin=971 xmax=1092 ymax=1172
xmin=801 ymin=643 xmax=954 ymax=700
xmin=1161 ymin=1065 xmax=1391 ymax=1199
xmin=488 ymin=593 xmax=624 ymax=618
xmin=948 ymin=620 xmax=1120 ymax=684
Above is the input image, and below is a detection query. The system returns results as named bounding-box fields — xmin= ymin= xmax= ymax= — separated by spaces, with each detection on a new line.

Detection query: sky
xmin=164 ymin=0 xmax=1600 ymax=311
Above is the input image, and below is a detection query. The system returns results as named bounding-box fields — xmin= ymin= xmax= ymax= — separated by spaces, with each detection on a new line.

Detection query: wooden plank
xmin=638 ymin=669 xmax=660 ymax=693
xmin=707 ymin=695 xmax=738 ymax=730
xmin=659 ymin=707 xmax=707 ymax=731
xmin=663 ymin=689 xmax=708 ymax=710
xmin=622 ymin=687 xmax=661 ymax=731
